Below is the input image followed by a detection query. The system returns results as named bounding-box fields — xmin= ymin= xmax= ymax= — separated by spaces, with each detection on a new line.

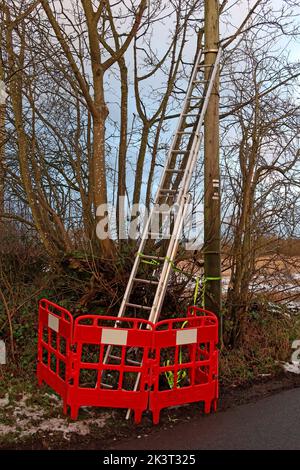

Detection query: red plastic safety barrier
xmin=37 ymin=301 xmax=218 ymax=424
xmin=149 ymin=306 xmax=218 ymax=424
xmin=37 ymin=299 xmax=73 ymax=414
xmin=68 ymin=315 xmax=154 ymax=423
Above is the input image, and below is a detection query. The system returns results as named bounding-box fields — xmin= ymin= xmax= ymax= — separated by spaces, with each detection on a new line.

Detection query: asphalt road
xmin=111 ymin=388 xmax=300 ymax=450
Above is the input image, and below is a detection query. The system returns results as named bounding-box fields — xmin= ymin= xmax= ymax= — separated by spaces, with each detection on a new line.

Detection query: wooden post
xmin=204 ymin=1 xmax=222 ymax=329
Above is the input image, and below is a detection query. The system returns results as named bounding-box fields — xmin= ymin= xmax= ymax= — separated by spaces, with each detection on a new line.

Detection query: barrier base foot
xmin=204 ymin=400 xmax=211 ymax=414
xmin=70 ymin=406 xmax=79 ymax=420
xmin=37 ymin=365 xmax=43 ymax=386
xmin=152 ymin=409 xmax=160 ymax=425
xmin=134 ymin=409 xmax=143 ymax=424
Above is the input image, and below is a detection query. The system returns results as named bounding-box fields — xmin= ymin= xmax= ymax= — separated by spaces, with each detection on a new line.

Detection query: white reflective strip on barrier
xmin=101 ymin=328 xmax=128 ymax=346
xmin=48 ymin=314 xmax=59 ymax=333
xmin=176 ymin=328 xmax=197 ymax=346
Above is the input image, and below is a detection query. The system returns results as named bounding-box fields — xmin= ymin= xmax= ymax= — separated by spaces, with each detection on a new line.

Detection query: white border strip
xmin=176 ymin=329 xmax=197 ymax=346
xmin=101 ymin=328 xmax=128 ymax=346
xmin=48 ymin=314 xmax=59 ymax=333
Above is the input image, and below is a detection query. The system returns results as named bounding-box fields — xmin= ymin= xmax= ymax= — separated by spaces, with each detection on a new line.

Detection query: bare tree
xmin=221 ymin=31 xmax=300 ymax=345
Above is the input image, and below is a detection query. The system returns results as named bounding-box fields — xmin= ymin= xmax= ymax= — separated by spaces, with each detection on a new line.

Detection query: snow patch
xmin=282 ymin=361 xmax=300 ymax=374
xmin=0 ymin=394 xmax=9 ymax=407
xmin=0 ymin=392 xmax=111 ymax=440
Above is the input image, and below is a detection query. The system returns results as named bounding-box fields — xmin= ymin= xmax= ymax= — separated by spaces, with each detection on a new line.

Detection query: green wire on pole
xmin=165 ymin=320 xmax=188 ymax=388
xmin=193 ymin=277 xmax=200 ymax=305
xmin=200 ymin=276 xmax=222 ymax=309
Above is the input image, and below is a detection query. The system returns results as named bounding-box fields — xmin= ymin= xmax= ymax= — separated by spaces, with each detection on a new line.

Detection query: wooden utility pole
xmin=0 ymin=70 xmax=6 ymax=214
xmin=204 ymin=1 xmax=222 ymax=326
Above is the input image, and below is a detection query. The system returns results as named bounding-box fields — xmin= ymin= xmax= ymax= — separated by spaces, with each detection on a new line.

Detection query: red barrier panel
xmin=37 ymin=299 xmax=73 ymax=414
xmin=37 ymin=302 xmax=218 ymax=424
xmin=149 ymin=306 xmax=218 ymax=424
xmin=68 ymin=315 xmax=154 ymax=423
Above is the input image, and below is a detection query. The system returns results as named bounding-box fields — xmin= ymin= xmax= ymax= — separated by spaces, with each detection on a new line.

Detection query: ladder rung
xmin=138 ymin=255 xmax=165 ymax=261
xmin=108 ymin=354 xmax=141 ymax=367
xmin=126 ymin=303 xmax=152 ymax=310
xmin=127 ymin=358 xmax=142 ymax=366
xmin=182 ymin=114 xmax=198 ymax=117
xmin=133 ymin=278 xmax=159 ymax=285
xmin=193 ymin=80 xmax=208 ymax=84
xmin=165 ymin=169 xmax=184 ymax=173
xmin=108 ymin=354 xmax=121 ymax=362
xmin=170 ymin=150 xmax=187 ymax=154
xmin=198 ymin=63 xmax=212 ymax=68
xmin=184 ymin=123 xmax=195 ymax=128
xmin=101 ymin=382 xmax=113 ymax=389
xmin=159 ymin=188 xmax=177 ymax=193
xmin=148 ymin=232 xmax=164 ymax=238
xmin=177 ymin=132 xmax=193 ymax=134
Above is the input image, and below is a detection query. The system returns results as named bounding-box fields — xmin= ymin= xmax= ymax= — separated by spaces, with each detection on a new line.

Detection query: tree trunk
xmin=0 ymin=101 xmax=4 ymax=214
xmin=92 ymin=113 xmax=115 ymax=258
xmin=227 ymin=172 xmax=256 ymax=346
xmin=132 ymin=123 xmax=150 ymax=208
xmin=0 ymin=52 xmax=5 ymax=214
xmin=117 ymin=59 xmax=128 ymax=243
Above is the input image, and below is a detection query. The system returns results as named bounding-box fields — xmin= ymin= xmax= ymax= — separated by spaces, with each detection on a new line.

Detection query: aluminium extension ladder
xmin=120 ymin=45 xmax=221 ymax=324
xmin=102 ymin=44 xmax=221 ymax=416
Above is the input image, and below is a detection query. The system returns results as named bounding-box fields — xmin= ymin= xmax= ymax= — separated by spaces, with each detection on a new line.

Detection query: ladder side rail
xmin=149 ymin=127 xmax=204 ymax=324
xmin=123 ymin=48 xmax=221 ymax=420
xmin=148 ymin=48 xmax=222 ymax=323
xmin=174 ymin=48 xmax=222 ymax=201
xmin=150 ymin=198 xmax=191 ymax=323
xmin=124 ymin=195 xmax=192 ymax=418
xmin=159 ymin=48 xmax=221 ymax=221
xmin=148 ymin=193 xmax=192 ymax=323
xmin=194 ymin=47 xmax=221 ymax=141
xmin=118 ymin=211 xmax=153 ymax=317
xmin=149 ymin=133 xmax=203 ymax=324
xmin=153 ymin=48 xmax=204 ymax=205
xmin=119 ymin=49 xmax=221 ymax=321
xmin=118 ymin=145 xmax=190 ymax=320
xmin=118 ymin=49 xmax=206 ymax=319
